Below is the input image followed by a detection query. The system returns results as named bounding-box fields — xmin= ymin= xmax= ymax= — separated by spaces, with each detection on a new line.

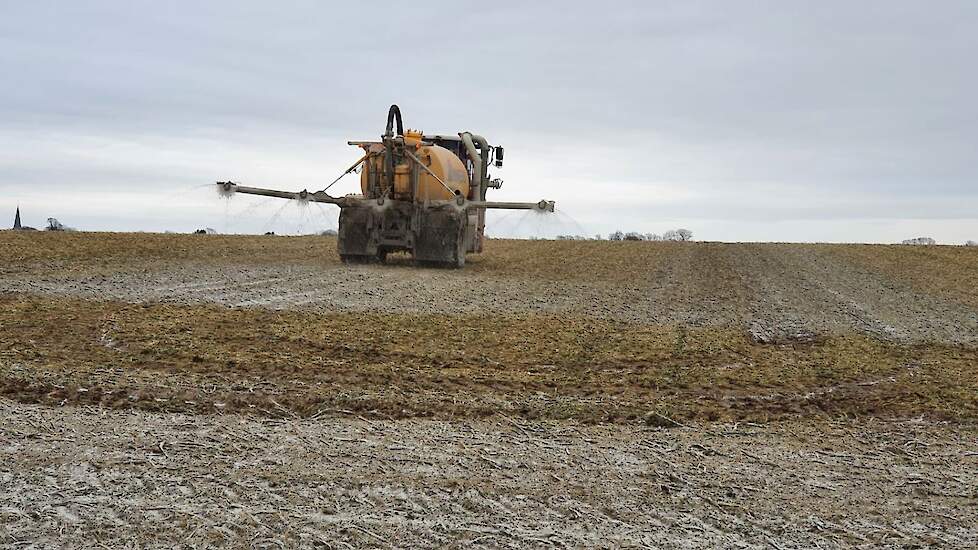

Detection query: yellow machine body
xmin=360 ymin=139 xmax=469 ymax=202
xmin=219 ymin=105 xmax=554 ymax=268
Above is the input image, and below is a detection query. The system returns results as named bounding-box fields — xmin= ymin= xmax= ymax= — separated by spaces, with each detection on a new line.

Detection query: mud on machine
xmin=217 ymin=105 xmax=554 ymax=267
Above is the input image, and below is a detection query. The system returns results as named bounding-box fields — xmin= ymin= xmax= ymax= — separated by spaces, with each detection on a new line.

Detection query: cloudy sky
xmin=1 ymin=1 xmax=975 ymax=242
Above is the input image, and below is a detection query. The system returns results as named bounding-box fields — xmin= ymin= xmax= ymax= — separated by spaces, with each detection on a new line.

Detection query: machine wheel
xmin=341 ymin=254 xmax=370 ymax=264
xmin=341 ymin=251 xmax=388 ymax=264
xmin=450 ymin=231 xmax=466 ymax=268
xmin=414 ymin=255 xmax=464 ymax=269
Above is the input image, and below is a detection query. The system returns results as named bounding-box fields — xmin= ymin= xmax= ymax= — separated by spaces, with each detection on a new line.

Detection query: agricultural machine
xmin=217 ymin=105 xmax=554 ymax=267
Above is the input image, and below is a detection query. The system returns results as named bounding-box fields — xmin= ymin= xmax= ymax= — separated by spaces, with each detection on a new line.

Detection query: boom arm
xmin=216 ymin=182 xmax=554 ymax=211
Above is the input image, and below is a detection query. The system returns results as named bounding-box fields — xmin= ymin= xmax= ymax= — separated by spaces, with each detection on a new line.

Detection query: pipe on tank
xmin=460 ymin=132 xmax=493 ymax=253
xmin=472 ymin=135 xmax=490 ymax=200
xmin=459 ymin=132 xmax=481 ymax=193
xmin=459 ymin=132 xmax=491 ymax=200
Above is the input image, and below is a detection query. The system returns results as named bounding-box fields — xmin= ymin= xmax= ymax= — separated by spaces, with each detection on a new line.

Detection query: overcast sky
xmin=1 ymin=1 xmax=976 ymax=242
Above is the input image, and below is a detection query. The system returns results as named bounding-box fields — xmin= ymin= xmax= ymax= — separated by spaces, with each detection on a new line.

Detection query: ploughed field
xmin=1 ymin=232 xmax=977 ymax=547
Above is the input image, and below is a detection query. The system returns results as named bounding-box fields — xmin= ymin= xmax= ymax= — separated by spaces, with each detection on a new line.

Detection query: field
xmin=2 ymin=232 xmax=977 ymax=547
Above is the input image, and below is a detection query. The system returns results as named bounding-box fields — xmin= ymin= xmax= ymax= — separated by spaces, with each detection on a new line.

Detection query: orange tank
xmin=360 ymin=142 xmax=469 ymax=202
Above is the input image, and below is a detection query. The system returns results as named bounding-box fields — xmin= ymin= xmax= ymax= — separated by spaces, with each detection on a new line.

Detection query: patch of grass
xmin=822 ymin=243 xmax=978 ymax=309
xmin=0 ymin=232 xmax=338 ymax=275
xmin=2 ymin=293 xmax=976 ymax=423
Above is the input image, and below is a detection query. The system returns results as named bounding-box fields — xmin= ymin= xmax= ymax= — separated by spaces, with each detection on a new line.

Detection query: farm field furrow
xmin=3 ymin=400 xmax=976 ymax=548
xmin=2 ymin=293 xmax=977 ymax=422
xmin=3 ymin=236 xmax=977 ymax=344
xmin=2 ymin=232 xmax=977 ymax=547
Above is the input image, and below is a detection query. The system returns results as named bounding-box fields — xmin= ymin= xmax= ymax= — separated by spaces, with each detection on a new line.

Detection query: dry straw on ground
xmin=1 ymin=232 xmax=977 ymax=547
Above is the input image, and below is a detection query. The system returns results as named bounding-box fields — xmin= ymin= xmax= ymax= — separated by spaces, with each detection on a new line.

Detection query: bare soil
xmin=1 ymin=232 xmax=977 ymax=547
xmin=2 ymin=401 xmax=976 ymax=548
xmin=3 ymin=236 xmax=976 ymax=345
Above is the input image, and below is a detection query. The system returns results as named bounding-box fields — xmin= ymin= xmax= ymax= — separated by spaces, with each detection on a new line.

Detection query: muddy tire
xmin=341 ymin=254 xmax=373 ymax=264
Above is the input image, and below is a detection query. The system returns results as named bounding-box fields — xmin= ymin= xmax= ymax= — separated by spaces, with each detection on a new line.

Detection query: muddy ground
xmin=3 ymin=401 xmax=976 ymax=548
xmin=3 ymin=237 xmax=977 ymax=345
xmin=1 ymin=233 xmax=977 ymax=547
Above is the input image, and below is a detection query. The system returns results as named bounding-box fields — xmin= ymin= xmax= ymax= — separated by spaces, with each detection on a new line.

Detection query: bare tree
xmin=45 ymin=218 xmax=74 ymax=231
xmin=606 ymin=229 xmax=693 ymax=242
xmin=901 ymin=237 xmax=935 ymax=245
xmin=966 ymin=240 xmax=977 ymax=247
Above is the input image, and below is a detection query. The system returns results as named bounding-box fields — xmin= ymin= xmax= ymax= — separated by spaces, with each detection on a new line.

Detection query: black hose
xmin=382 ymin=105 xmax=404 ymax=195
xmin=385 ymin=104 xmax=404 ymax=137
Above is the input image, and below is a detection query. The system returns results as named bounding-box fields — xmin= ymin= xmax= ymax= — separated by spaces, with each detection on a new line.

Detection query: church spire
xmin=13 ymin=206 xmax=22 ymax=229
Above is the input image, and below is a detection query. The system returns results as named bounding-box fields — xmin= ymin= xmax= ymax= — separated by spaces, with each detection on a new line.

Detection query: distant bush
xmin=45 ymin=218 xmax=75 ymax=231
xmin=901 ymin=237 xmax=936 ymax=245
xmin=664 ymin=229 xmax=693 ymax=241
xmin=608 ymin=229 xmax=693 ymax=241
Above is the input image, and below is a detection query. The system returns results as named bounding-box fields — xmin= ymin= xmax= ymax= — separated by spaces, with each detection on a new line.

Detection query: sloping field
xmin=2 ymin=293 xmax=977 ymax=424
xmin=1 ymin=232 xmax=977 ymax=546
xmin=2 ymin=232 xmax=977 ymax=423
xmin=4 ymin=233 xmax=978 ymax=342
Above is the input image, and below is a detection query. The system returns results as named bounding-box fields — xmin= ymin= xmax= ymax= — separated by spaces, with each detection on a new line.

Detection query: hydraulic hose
xmin=383 ymin=105 xmax=404 ymax=195
xmin=385 ymin=104 xmax=404 ymax=138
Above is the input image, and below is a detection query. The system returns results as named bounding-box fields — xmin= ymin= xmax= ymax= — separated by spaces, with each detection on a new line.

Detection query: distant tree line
xmin=901 ymin=237 xmax=936 ymax=245
xmin=555 ymin=235 xmax=601 ymax=240
xmin=608 ymin=229 xmax=693 ymax=242
xmin=900 ymin=237 xmax=978 ymax=246
xmin=553 ymin=229 xmax=694 ymax=241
